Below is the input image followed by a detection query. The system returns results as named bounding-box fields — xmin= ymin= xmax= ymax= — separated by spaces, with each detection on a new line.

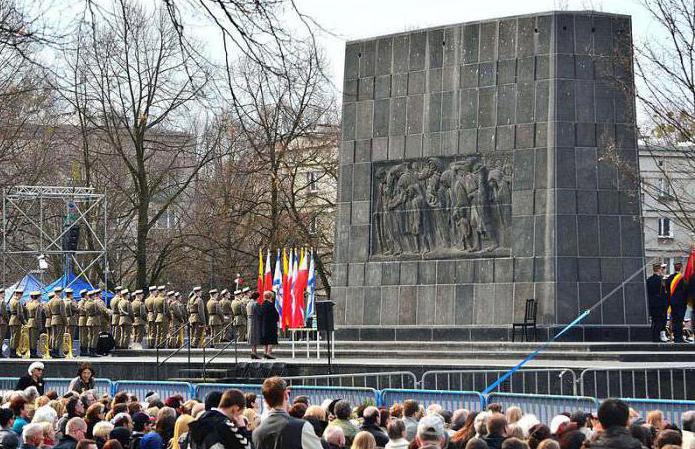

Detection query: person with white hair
xmin=515 ymin=414 xmax=540 ymax=438
xmin=53 ymin=417 xmax=87 ymax=449
xmin=15 ymin=363 xmax=44 ymax=395
xmin=32 ymin=405 xmax=57 ymax=425
xmin=325 ymin=426 xmax=346 ymax=449
xmin=22 ymin=387 xmax=39 ymax=405
xmin=92 ymin=421 xmax=114 ymax=449
xmin=21 ymin=423 xmax=44 ymax=449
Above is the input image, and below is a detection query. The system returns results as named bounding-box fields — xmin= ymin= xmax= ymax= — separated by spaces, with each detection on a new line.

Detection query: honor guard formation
xmin=0 ymin=285 xmax=256 ymax=358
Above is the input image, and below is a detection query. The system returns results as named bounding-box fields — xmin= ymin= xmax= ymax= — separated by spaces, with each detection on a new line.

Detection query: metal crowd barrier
xmin=621 ymin=398 xmax=695 ymax=427
xmin=44 ymin=378 xmax=113 ymax=396
xmin=579 ymin=367 xmax=695 ymax=400
xmin=486 ymin=392 xmax=599 ymax=424
xmin=284 ymin=371 xmax=418 ymax=390
xmin=114 ymin=380 xmax=194 ymax=400
xmin=0 ymin=377 xmax=18 ymax=394
xmin=421 ymin=369 xmax=578 ymax=396
xmin=195 ymin=383 xmax=263 ymax=408
xmin=289 ymin=385 xmax=379 ymax=407
xmin=381 ymin=388 xmax=485 ymax=410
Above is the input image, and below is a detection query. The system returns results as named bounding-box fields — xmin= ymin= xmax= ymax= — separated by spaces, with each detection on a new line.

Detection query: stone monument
xmin=332 ymin=11 xmax=648 ymax=341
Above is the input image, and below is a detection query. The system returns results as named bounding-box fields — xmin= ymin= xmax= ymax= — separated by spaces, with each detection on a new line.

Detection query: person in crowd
xmin=466 ymin=439 xmax=489 ymax=449
xmin=654 ymin=430 xmax=682 ymax=449
xmin=15 ymin=363 xmax=45 ymax=397
xmin=325 ymin=427 xmax=346 ymax=449
xmin=188 ymin=389 xmax=250 ymax=449
xmin=1 ymin=407 xmax=19 ymax=449
xmin=11 ymin=397 xmax=30 ymax=436
xmin=536 ymin=440 xmax=559 ymax=449
xmin=527 ymin=425 xmax=551 ymax=449
xmin=378 ymin=408 xmax=390 ymax=433
xmin=505 ymin=408 xmax=522 ymax=426
xmin=102 ymin=440 xmax=123 ymax=449
xmin=502 ymin=438 xmax=529 ymax=449
xmin=506 ymin=426 xmax=525 ymax=441
xmin=20 ymin=423 xmax=44 ymax=449
xmin=304 ymin=406 xmax=329 ymax=439
xmin=360 ymin=406 xmax=388 ymax=447
xmin=646 ymin=411 xmax=666 ymax=432
xmin=589 ymin=399 xmax=645 ymax=449
xmin=683 ymin=411 xmax=695 ymax=449
xmin=108 ymin=425 xmax=132 ymax=449
xmin=75 ymin=440 xmax=97 ymax=449
xmin=92 ymin=422 xmax=114 ymax=449
xmin=289 ymin=403 xmax=308 ymax=419
xmin=130 ymin=412 xmax=153 ymax=449
xmin=31 ymin=406 xmax=57 ymax=426
xmin=171 ymin=413 xmax=195 ymax=449
xmin=40 ymin=421 xmax=56 ymax=448
xmin=57 ymin=397 xmax=85 ymax=437
xmin=84 ymin=404 xmax=105 ymax=439
xmin=350 ymin=431 xmax=376 ymax=449
xmin=324 ymin=400 xmax=359 ymax=446
xmin=402 ymin=400 xmax=420 ymax=442
xmin=483 ymin=414 xmax=507 ymax=449
xmin=451 ymin=410 xmax=469 ymax=433
xmin=139 ymin=419 xmax=163 ymax=449
xmin=153 ymin=412 xmax=175 ymax=449
xmin=252 ymin=377 xmax=322 ymax=449
xmin=415 ymin=415 xmax=447 ymax=449
xmin=451 ymin=412 xmax=479 ymax=449
xmin=68 ymin=364 xmax=96 ymax=394
xmin=557 ymin=430 xmax=584 ymax=449
xmin=385 ymin=419 xmax=409 ymax=449
xmin=246 ymin=292 xmax=262 ymax=359
xmin=242 ymin=409 xmax=260 ymax=433
xmin=259 ymin=291 xmax=279 ymax=359
xmin=629 ymin=424 xmax=652 ymax=449
xmin=54 ymin=418 xmax=87 ymax=449
xmin=474 ymin=412 xmax=490 ymax=439
xmin=390 ymin=404 xmax=403 ymax=420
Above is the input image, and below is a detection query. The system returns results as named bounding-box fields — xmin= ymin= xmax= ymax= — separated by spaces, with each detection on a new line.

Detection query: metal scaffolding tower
xmin=2 ymin=185 xmax=108 ymax=288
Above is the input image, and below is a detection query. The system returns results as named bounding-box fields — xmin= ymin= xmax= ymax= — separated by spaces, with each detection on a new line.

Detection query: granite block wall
xmin=333 ymin=11 xmax=648 ymax=340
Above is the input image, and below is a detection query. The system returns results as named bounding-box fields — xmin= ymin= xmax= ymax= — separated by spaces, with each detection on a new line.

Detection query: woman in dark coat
xmin=246 ymin=292 xmax=262 ymax=359
xmin=259 ymin=290 xmax=279 ymax=359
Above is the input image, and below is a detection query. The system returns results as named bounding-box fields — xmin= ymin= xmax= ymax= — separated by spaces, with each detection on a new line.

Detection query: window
xmin=658 ymin=217 xmax=673 ymax=238
xmin=309 ymin=216 xmax=318 ymax=235
xmin=307 ymin=171 xmax=320 ymax=192
xmin=656 ymin=178 xmax=672 ymax=198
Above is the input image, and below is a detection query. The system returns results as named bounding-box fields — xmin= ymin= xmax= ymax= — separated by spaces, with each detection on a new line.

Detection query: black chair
xmin=512 ymin=298 xmax=538 ymax=342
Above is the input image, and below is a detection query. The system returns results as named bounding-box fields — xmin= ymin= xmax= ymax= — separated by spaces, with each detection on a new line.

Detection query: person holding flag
xmin=667 ymin=261 xmax=689 ymax=343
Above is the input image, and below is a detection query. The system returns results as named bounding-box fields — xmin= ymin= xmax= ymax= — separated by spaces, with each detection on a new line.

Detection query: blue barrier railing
xmin=289 ymin=385 xmax=379 ymax=407
xmin=620 ymin=397 xmax=695 ymax=427
xmin=486 ymin=392 xmax=599 ymax=424
xmin=195 ymin=384 xmax=263 ymax=408
xmin=381 ymin=388 xmax=485 ymax=410
xmin=114 ymin=380 xmax=194 ymax=400
xmin=44 ymin=378 xmax=113 ymax=396
xmin=0 ymin=377 xmax=18 ymax=392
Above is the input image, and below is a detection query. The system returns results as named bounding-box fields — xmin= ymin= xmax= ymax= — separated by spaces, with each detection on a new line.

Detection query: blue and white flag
xmin=272 ymin=249 xmax=282 ymax=315
xmin=305 ymin=250 xmax=316 ymax=325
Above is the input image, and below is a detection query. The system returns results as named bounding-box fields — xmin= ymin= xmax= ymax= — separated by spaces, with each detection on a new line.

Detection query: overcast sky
xmin=291 ymin=0 xmax=655 ymax=91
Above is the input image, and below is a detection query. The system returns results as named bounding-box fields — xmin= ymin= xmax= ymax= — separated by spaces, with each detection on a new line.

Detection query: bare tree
xmin=56 ymin=0 xmax=216 ymax=287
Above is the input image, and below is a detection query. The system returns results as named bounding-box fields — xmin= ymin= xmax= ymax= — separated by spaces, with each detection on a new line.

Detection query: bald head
xmin=66 ymin=417 xmax=87 ymax=439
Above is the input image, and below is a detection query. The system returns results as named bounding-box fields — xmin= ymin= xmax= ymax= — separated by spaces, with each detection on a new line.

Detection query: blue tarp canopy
xmin=3 ymin=273 xmax=45 ymax=304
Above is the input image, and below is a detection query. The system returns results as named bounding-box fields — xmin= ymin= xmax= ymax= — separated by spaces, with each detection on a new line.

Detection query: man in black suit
xmin=646 ymin=263 xmax=668 ymax=342
xmin=667 ymin=262 xmax=689 ymax=343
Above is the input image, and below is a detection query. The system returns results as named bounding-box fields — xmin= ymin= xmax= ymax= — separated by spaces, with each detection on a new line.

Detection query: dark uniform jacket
xmin=646 ymin=274 xmax=668 ymax=315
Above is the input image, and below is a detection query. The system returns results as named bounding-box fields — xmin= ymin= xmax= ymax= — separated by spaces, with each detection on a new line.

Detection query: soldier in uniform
xmin=187 ymin=287 xmax=205 ymax=348
xmin=25 ymin=291 xmax=42 ymax=358
xmin=153 ymin=286 xmax=169 ymax=348
xmin=8 ymin=288 xmax=25 ymax=358
xmin=117 ymin=289 xmax=133 ymax=349
xmin=44 ymin=292 xmax=54 ymax=342
xmin=77 ymin=289 xmax=89 ymax=355
xmin=168 ymin=291 xmax=185 ymax=348
xmin=206 ymin=289 xmax=223 ymax=344
xmin=110 ymin=287 xmax=123 ymax=349
xmin=130 ymin=290 xmax=146 ymax=347
xmin=95 ymin=290 xmax=110 ymax=336
xmin=84 ymin=290 xmax=101 ymax=356
xmin=231 ymin=290 xmax=245 ymax=342
xmin=0 ymin=289 xmax=8 ymax=358
xmin=64 ymin=288 xmax=78 ymax=343
xmin=144 ymin=286 xmax=157 ymax=348
xmin=47 ymin=287 xmax=67 ymax=358
xmin=219 ymin=289 xmax=233 ymax=341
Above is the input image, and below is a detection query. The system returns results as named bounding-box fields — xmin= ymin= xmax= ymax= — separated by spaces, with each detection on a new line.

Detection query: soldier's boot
xmin=30 ymin=349 xmax=38 ymax=358
xmin=9 ymin=349 xmax=17 ymax=358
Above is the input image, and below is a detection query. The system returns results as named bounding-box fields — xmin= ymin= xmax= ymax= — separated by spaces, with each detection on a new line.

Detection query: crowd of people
xmin=0 ymin=366 xmax=693 ymax=449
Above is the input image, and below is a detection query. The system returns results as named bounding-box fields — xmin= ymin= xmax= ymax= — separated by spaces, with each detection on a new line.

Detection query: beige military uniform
xmin=167 ymin=296 xmax=185 ymax=348
xmin=8 ymin=294 xmax=24 ymax=354
xmin=153 ymin=293 xmax=169 ymax=348
xmin=187 ymin=293 xmax=206 ymax=348
xmin=117 ymin=296 xmax=133 ymax=349
xmin=206 ymin=295 xmax=224 ymax=344
xmin=48 ymin=295 xmax=67 ymax=355
xmin=131 ymin=294 xmax=146 ymax=346
xmin=219 ymin=293 xmax=233 ymax=341
xmin=95 ymin=296 xmax=109 ymax=336
xmin=231 ymin=296 xmax=245 ymax=342
xmin=85 ymin=296 xmax=100 ymax=351
xmin=0 ymin=296 xmax=8 ymax=352
xmin=110 ymin=294 xmax=122 ymax=349
xmin=78 ymin=295 xmax=88 ymax=352
xmin=25 ymin=297 xmax=41 ymax=353
xmin=144 ymin=291 xmax=156 ymax=347
xmin=65 ymin=296 xmax=78 ymax=341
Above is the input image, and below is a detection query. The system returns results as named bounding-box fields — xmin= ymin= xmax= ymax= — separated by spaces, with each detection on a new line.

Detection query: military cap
xmin=233 ymin=290 xmax=242 ymax=296
xmin=149 ymin=286 xmax=157 ymax=292
xmin=30 ymin=291 xmax=41 ymax=297
xmin=241 ymin=287 xmax=250 ymax=293
xmin=65 ymin=288 xmax=73 ymax=294
xmin=175 ymin=292 xmax=181 ymax=297
xmin=167 ymin=291 xmax=175 ymax=296
xmin=15 ymin=287 xmax=24 ymax=294
xmin=653 ymin=263 xmax=663 ymax=270
xmin=47 ymin=292 xmax=55 ymax=299
xmin=115 ymin=286 xmax=123 ymax=291
xmin=133 ymin=289 xmax=143 ymax=295
xmin=54 ymin=287 xmax=63 ymax=293
xmin=220 ymin=289 xmax=228 ymax=296
xmin=158 ymin=285 xmax=166 ymax=291
xmin=79 ymin=289 xmax=88 ymax=296
xmin=193 ymin=286 xmax=202 ymax=292
xmin=209 ymin=289 xmax=218 ymax=295
xmin=121 ymin=288 xmax=129 ymax=295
